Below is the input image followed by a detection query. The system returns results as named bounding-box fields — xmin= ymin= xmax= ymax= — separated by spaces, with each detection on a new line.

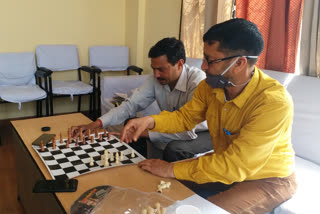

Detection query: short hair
xmin=203 ymin=18 xmax=264 ymax=65
xmin=148 ymin=37 xmax=186 ymax=65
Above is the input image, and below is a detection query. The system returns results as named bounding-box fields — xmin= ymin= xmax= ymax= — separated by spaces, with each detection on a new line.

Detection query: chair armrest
xmin=90 ymin=66 xmax=102 ymax=74
xmin=35 ymin=69 xmax=52 ymax=78
xmin=78 ymin=66 xmax=96 ymax=74
xmin=37 ymin=67 xmax=53 ymax=75
xmin=127 ymin=65 xmax=143 ymax=75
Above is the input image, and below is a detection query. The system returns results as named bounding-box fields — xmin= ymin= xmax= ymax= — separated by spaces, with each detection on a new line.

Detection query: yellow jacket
xmin=152 ymin=67 xmax=295 ymax=184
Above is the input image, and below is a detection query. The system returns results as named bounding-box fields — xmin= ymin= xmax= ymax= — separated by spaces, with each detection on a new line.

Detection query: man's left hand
xmin=138 ymin=159 xmax=175 ymax=178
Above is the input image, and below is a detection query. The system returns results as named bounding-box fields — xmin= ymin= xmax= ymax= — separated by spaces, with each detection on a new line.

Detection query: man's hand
xmin=138 ymin=159 xmax=175 ymax=178
xmin=71 ymin=120 xmax=101 ymax=138
xmin=120 ymin=116 xmax=155 ymax=143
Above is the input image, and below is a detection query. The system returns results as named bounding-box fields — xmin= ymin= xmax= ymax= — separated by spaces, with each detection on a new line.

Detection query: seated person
xmin=71 ymin=37 xmax=212 ymax=161
xmin=120 ymin=19 xmax=297 ymax=213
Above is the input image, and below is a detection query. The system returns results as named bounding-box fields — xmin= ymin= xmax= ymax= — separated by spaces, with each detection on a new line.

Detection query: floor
xmin=0 ymin=119 xmax=25 ymax=214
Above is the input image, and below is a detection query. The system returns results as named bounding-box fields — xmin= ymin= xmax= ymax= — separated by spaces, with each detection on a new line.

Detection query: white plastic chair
xmin=0 ymin=52 xmax=49 ymax=116
xmin=89 ymin=45 xmax=143 ymax=116
xmin=36 ymin=45 xmax=97 ymax=117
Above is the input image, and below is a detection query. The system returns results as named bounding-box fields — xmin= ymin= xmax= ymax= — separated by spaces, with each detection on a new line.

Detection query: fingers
xmin=108 ymin=131 xmax=120 ymax=136
xmin=71 ymin=126 xmax=80 ymax=138
xmin=120 ymin=120 xmax=136 ymax=142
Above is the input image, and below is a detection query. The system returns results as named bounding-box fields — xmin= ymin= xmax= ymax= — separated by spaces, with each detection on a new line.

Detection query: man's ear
xmin=234 ymin=56 xmax=247 ymax=72
xmin=176 ymin=58 xmax=185 ymax=70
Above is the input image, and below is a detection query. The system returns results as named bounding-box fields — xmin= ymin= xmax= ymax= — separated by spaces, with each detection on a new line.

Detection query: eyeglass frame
xmin=204 ymin=55 xmax=258 ymax=65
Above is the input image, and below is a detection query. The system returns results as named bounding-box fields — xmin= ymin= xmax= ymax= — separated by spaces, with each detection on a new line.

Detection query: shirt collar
xmin=231 ymin=66 xmax=259 ymax=108
xmin=168 ymin=64 xmax=188 ymax=92
xmin=210 ymin=66 xmax=260 ymax=108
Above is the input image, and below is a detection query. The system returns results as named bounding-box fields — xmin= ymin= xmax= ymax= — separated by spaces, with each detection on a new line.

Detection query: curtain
xmin=180 ymin=0 xmax=206 ymax=58
xmin=180 ymin=0 xmax=234 ymax=58
xmin=299 ymin=0 xmax=320 ymax=77
xmin=236 ymin=0 xmax=304 ymax=73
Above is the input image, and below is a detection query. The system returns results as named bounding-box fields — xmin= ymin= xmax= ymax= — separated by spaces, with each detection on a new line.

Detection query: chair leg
xmin=45 ymin=97 xmax=49 ymax=116
xmin=50 ymin=94 xmax=53 ymax=116
xmin=36 ymin=100 xmax=40 ymax=117
xmin=78 ymin=95 xmax=82 ymax=112
xmin=89 ymin=94 xmax=93 ymax=114
xmin=93 ymin=93 xmax=96 ymax=119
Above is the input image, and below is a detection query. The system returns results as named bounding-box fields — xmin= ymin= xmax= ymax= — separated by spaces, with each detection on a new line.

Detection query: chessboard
xmin=32 ymin=132 xmax=145 ymax=180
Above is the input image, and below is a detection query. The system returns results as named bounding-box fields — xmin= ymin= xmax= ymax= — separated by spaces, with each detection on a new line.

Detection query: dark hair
xmin=148 ymin=37 xmax=186 ymax=65
xmin=203 ymin=18 xmax=264 ymax=65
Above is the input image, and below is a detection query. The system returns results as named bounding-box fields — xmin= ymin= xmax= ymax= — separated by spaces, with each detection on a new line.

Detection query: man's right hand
xmin=120 ymin=116 xmax=155 ymax=143
xmin=71 ymin=120 xmax=101 ymax=138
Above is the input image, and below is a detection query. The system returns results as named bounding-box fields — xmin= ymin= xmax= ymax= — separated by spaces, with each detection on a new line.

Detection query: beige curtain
xmin=181 ymin=0 xmax=206 ymax=58
xmin=299 ymin=0 xmax=320 ymax=77
xmin=180 ymin=0 xmax=234 ymax=58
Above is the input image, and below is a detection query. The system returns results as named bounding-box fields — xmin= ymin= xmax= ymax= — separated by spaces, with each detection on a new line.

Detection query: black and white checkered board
xmin=32 ymin=133 xmax=145 ymax=180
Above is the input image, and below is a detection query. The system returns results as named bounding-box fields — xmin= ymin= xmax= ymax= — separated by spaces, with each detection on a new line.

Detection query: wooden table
xmin=11 ymin=113 xmax=194 ymax=214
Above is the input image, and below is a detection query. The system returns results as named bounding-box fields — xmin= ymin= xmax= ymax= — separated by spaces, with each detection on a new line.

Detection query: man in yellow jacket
xmin=120 ymin=18 xmax=297 ymax=213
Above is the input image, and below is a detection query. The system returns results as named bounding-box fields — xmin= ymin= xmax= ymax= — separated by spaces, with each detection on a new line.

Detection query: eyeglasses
xmin=204 ymin=55 xmax=258 ymax=65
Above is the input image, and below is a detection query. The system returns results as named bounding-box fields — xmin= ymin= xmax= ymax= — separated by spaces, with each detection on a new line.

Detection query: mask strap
xmin=220 ymin=57 xmax=240 ymax=76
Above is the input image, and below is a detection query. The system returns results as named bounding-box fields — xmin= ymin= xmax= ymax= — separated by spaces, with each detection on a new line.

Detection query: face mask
xmin=205 ymin=57 xmax=240 ymax=89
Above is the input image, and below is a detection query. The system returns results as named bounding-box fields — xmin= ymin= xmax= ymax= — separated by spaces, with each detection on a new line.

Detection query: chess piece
xmin=40 ymin=140 xmax=44 ymax=152
xmin=147 ymin=207 xmax=154 ymax=214
xmin=110 ymin=152 xmax=114 ymax=161
xmin=90 ymin=135 xmax=94 ymax=143
xmin=100 ymin=155 xmax=105 ymax=165
xmin=155 ymin=202 xmax=160 ymax=211
xmin=131 ymin=149 xmax=135 ymax=158
xmin=99 ymin=133 xmax=103 ymax=141
xmin=160 ymin=207 xmax=167 ymax=214
xmin=103 ymin=128 xmax=107 ymax=137
xmin=104 ymin=157 xmax=109 ymax=167
xmin=60 ymin=133 xmax=63 ymax=144
xmin=104 ymin=150 xmax=108 ymax=160
xmin=66 ymin=140 xmax=69 ymax=148
xmin=107 ymin=132 xmax=111 ymax=140
xmin=115 ymin=152 xmax=119 ymax=165
xmin=75 ymin=137 xmax=79 ymax=146
xmin=89 ymin=157 xmax=94 ymax=166
xmin=68 ymin=128 xmax=71 ymax=143
xmin=52 ymin=137 xmax=56 ymax=149
xmin=120 ymin=151 xmax=124 ymax=161
xmin=88 ymin=129 xmax=91 ymax=138
xmin=79 ymin=128 xmax=83 ymax=139
xmin=157 ymin=181 xmax=171 ymax=193
xmin=95 ymin=130 xmax=98 ymax=138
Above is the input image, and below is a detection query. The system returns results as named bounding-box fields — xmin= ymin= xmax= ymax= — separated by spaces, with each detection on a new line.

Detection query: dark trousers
xmin=163 ymin=131 xmax=213 ymax=162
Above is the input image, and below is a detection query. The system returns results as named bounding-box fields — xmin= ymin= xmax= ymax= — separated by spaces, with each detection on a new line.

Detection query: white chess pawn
xmin=120 ymin=151 xmax=124 ymax=160
xmin=104 ymin=157 xmax=109 ymax=167
xmin=141 ymin=209 xmax=147 ymax=214
xmin=100 ymin=155 xmax=105 ymax=165
xmin=147 ymin=207 xmax=154 ymax=214
xmin=115 ymin=152 xmax=119 ymax=165
xmin=155 ymin=202 xmax=161 ymax=212
xmin=89 ymin=157 xmax=94 ymax=166
xmin=131 ymin=149 xmax=135 ymax=158
xmin=110 ymin=152 xmax=114 ymax=161
xmin=160 ymin=207 xmax=167 ymax=214
xmin=104 ymin=149 xmax=109 ymax=160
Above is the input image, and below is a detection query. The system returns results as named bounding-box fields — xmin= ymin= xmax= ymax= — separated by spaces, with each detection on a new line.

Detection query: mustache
xmin=157 ymin=78 xmax=166 ymax=81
